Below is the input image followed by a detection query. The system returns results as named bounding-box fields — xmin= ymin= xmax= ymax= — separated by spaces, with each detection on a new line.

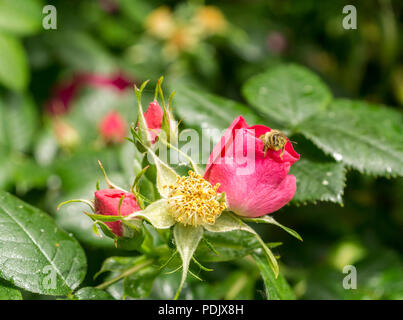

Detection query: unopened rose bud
xmin=94 ymin=189 xmax=140 ymax=237
xmin=99 ymin=111 xmax=128 ymax=144
xmin=144 ymin=101 xmax=164 ymax=144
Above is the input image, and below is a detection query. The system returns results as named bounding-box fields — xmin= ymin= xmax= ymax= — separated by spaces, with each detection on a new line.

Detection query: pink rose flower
xmin=94 ymin=189 xmax=140 ymax=237
xmin=143 ymin=101 xmax=164 ymax=144
xmin=99 ymin=110 xmax=127 ymax=144
xmin=204 ymin=116 xmax=300 ymax=218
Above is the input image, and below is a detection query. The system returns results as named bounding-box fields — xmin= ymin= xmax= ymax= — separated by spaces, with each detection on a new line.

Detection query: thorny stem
xmin=95 ymin=259 xmax=154 ymax=290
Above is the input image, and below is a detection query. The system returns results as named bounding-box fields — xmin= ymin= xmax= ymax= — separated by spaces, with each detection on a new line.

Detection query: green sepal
xmin=127 ymin=199 xmax=176 ymax=229
xmin=57 ymin=199 xmax=94 ymax=212
xmin=173 ymin=224 xmax=204 ymax=300
xmin=134 ymin=80 xmax=152 ymax=149
xmin=93 ymin=219 xmax=145 ymax=250
xmin=157 ymin=134 xmax=204 ymax=176
xmin=97 ymin=160 xmax=126 ymax=191
xmin=93 ymin=220 xmax=117 ymax=239
xmin=204 ymin=212 xmax=279 ymax=278
xmin=242 ymin=215 xmax=303 ymax=241
xmin=85 ymin=212 xmax=124 ymax=222
xmin=73 ymin=287 xmax=114 ymax=300
xmin=145 ymin=147 xmax=179 ymax=198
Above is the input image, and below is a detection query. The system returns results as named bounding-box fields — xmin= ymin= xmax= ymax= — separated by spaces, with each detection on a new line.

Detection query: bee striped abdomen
xmin=259 ymin=129 xmax=288 ymax=157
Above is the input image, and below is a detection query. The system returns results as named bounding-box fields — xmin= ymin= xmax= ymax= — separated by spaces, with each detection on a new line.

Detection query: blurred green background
xmin=0 ymin=0 xmax=402 ymax=299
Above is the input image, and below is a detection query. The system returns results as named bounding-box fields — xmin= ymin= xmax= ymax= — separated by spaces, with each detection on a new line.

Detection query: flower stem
xmin=95 ymin=258 xmax=154 ymax=290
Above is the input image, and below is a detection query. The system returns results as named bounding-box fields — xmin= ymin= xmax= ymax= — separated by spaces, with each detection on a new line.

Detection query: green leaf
xmin=196 ymin=230 xmax=263 ymax=262
xmin=291 ymin=158 xmax=346 ymax=204
xmin=74 ymin=287 xmax=114 ymax=300
xmin=299 ymin=99 xmax=403 ymax=176
xmin=0 ymin=191 xmax=87 ymax=295
xmin=173 ymin=224 xmax=203 ymax=299
xmin=204 ymin=212 xmax=279 ymax=277
xmin=0 ymin=32 xmax=28 ymax=91
xmin=54 ymin=148 xmax=119 ymax=193
xmin=0 ymin=280 xmax=22 ymax=300
xmin=119 ymin=0 xmax=153 ymax=24
xmin=0 ymin=147 xmax=15 ymax=189
xmin=252 ymin=253 xmax=296 ymax=300
xmin=173 ymin=86 xmax=264 ymax=132
xmin=242 ymin=215 xmax=303 ymax=241
xmin=242 ymin=64 xmax=332 ymax=127
xmin=12 ymin=158 xmax=51 ymax=193
xmin=0 ymin=0 xmax=42 ymax=36
xmin=43 ymin=30 xmax=116 ymax=71
xmin=220 ymin=271 xmax=258 ymax=300
xmin=127 ymin=199 xmax=175 ymax=229
xmin=0 ymin=93 xmax=38 ymax=153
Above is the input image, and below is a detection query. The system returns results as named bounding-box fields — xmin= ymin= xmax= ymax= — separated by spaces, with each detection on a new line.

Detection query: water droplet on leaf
xmin=333 ymin=152 xmax=343 ymax=161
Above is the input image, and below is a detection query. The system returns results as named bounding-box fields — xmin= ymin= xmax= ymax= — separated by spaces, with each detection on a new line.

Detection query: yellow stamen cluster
xmin=166 ymin=171 xmax=226 ymax=227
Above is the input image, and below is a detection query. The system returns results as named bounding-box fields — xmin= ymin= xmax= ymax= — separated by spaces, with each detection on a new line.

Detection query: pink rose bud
xmin=204 ymin=116 xmax=300 ymax=218
xmin=94 ymin=189 xmax=140 ymax=237
xmin=144 ymin=101 xmax=164 ymax=143
xmin=99 ymin=111 xmax=127 ymax=144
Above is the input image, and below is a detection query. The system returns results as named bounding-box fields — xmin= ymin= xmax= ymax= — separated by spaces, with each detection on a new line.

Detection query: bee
xmin=259 ymin=129 xmax=289 ymax=158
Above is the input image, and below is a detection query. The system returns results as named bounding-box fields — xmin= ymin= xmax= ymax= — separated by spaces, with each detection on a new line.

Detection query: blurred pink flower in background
xmin=98 ymin=0 xmax=119 ymax=13
xmin=266 ymin=31 xmax=288 ymax=55
xmin=46 ymin=72 xmax=133 ymax=115
xmin=99 ymin=111 xmax=128 ymax=144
